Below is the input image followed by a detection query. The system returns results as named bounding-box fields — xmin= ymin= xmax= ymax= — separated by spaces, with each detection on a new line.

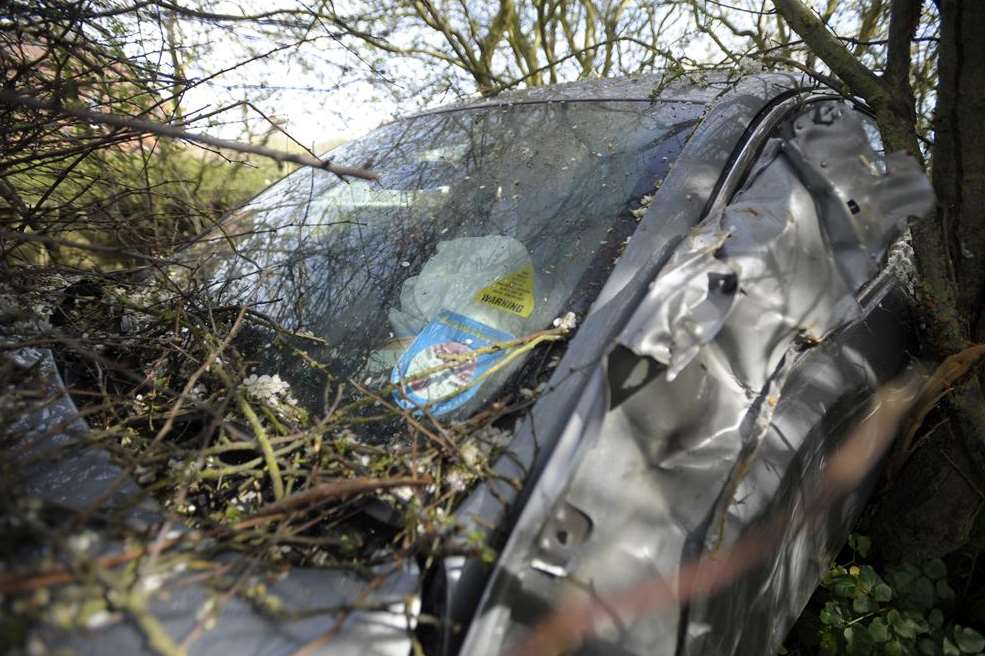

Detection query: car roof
xmin=404 ymin=71 xmax=739 ymax=120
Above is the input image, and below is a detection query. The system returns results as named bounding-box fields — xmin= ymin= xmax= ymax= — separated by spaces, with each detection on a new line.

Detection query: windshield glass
xmin=181 ymin=99 xmax=701 ymax=416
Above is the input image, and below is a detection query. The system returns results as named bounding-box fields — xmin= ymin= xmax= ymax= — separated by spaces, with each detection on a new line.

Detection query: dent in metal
xmin=458 ymin=98 xmax=932 ymax=655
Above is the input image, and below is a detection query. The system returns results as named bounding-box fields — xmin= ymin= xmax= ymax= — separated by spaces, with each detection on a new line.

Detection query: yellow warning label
xmin=475 ymin=264 xmax=535 ymax=318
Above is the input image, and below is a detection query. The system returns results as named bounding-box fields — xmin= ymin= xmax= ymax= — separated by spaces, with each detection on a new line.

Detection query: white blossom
xmin=552 ymin=311 xmax=578 ymax=331
xmin=84 ymin=609 xmax=115 ymax=630
xmin=460 ymin=443 xmax=482 ymax=468
xmin=393 ymin=486 xmax=415 ymax=502
xmin=446 ymin=469 xmax=469 ymax=492
xmin=242 ymin=373 xmax=297 ymax=406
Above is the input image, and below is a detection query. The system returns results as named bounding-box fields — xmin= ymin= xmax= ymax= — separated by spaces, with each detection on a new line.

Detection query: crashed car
xmin=4 ymin=72 xmax=933 ymax=656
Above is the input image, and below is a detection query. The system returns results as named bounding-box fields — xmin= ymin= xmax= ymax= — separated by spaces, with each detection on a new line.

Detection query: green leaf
xmin=936 ymin=579 xmax=956 ymax=601
xmin=945 ymin=637 xmax=962 ymax=656
xmin=906 ymin=610 xmax=931 ymax=634
xmin=832 ymin=578 xmax=859 ymax=599
xmin=922 ymin=637 xmax=943 ymax=655
xmin=824 ymin=566 xmax=849 ymax=585
xmin=874 ymin=583 xmax=894 ymax=603
xmin=924 ymin=559 xmax=947 ymax=580
xmin=954 ymin=627 xmax=985 ymax=654
xmin=911 ymin=576 xmax=937 ymax=609
xmin=820 ymin=601 xmax=846 ymax=628
xmin=850 ymin=534 xmax=872 ymax=558
xmin=853 ymin=593 xmax=875 ymax=614
xmin=930 ymin=609 xmax=945 ymax=629
xmin=891 ymin=568 xmax=916 ymax=596
xmin=886 ymin=640 xmax=904 ymax=656
xmin=869 ymin=617 xmax=890 ymax=643
xmin=890 ymin=610 xmax=922 ymax=639
xmin=861 ymin=565 xmax=881 ymax=590
xmin=820 ymin=629 xmax=840 ymax=652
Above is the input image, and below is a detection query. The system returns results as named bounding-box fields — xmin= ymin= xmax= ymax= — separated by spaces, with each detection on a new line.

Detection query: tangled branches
xmin=0 ymin=264 xmax=571 ymax=653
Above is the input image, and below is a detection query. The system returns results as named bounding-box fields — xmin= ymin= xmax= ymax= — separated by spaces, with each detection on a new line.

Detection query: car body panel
xmin=456 ymin=87 xmax=932 ymax=655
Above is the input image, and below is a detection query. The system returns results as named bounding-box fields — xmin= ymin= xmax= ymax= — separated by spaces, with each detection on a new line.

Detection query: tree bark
xmin=772 ymin=0 xmax=985 ymax=561
xmin=873 ymin=0 xmax=985 ymax=562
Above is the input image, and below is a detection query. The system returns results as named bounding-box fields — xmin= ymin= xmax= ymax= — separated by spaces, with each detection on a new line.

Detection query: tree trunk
xmin=871 ymin=0 xmax=985 ymax=563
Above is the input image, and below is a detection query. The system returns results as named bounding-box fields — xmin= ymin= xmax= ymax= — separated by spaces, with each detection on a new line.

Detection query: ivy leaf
xmin=907 ymin=610 xmax=931 ymax=634
xmin=954 ymin=627 xmax=985 ymax=654
xmin=853 ymin=593 xmax=875 ymax=614
xmin=874 ymin=583 xmax=894 ymax=603
xmin=890 ymin=610 xmax=923 ymax=639
xmin=820 ymin=601 xmax=846 ymax=628
xmin=828 ymin=565 xmax=849 ymax=579
xmin=844 ymin=624 xmax=876 ymax=652
xmin=832 ymin=577 xmax=858 ymax=599
xmin=890 ymin=568 xmax=916 ymax=596
xmin=869 ymin=617 xmax=890 ymax=643
xmin=924 ymin=558 xmax=947 ymax=580
xmin=860 ymin=565 xmax=882 ymax=590
xmin=911 ymin=576 xmax=937 ymax=609
xmin=820 ymin=629 xmax=840 ymax=652
xmin=936 ymin=579 xmax=956 ymax=601
xmin=849 ymin=534 xmax=872 ymax=558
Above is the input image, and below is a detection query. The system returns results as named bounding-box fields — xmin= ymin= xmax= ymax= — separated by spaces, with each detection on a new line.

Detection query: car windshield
xmin=181 ymin=99 xmax=701 ymax=416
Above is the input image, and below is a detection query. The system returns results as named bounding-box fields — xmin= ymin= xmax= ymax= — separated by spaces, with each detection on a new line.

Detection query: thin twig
xmin=238 ymin=394 xmax=286 ymax=501
xmin=0 ymin=89 xmax=379 ymax=180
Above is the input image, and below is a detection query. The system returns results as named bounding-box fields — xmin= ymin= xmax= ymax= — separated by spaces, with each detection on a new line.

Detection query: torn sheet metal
xmin=441 ymin=73 xmax=817 ymax=654
xmin=458 ymin=99 xmax=932 ymax=655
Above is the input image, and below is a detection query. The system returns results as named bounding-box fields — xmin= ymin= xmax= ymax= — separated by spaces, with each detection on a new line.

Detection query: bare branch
xmin=885 ymin=0 xmax=922 ymax=89
xmin=771 ymin=0 xmax=921 ymax=156
xmin=0 ymin=89 xmax=379 ymax=180
xmin=771 ymin=0 xmax=886 ymax=103
xmin=247 ymin=476 xmax=430 ymax=518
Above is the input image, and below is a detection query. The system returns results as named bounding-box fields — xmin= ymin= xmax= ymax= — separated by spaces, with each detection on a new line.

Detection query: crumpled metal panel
xmin=458 ymin=98 xmax=933 ymax=655
xmin=441 ymin=74 xmax=815 ymax=653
